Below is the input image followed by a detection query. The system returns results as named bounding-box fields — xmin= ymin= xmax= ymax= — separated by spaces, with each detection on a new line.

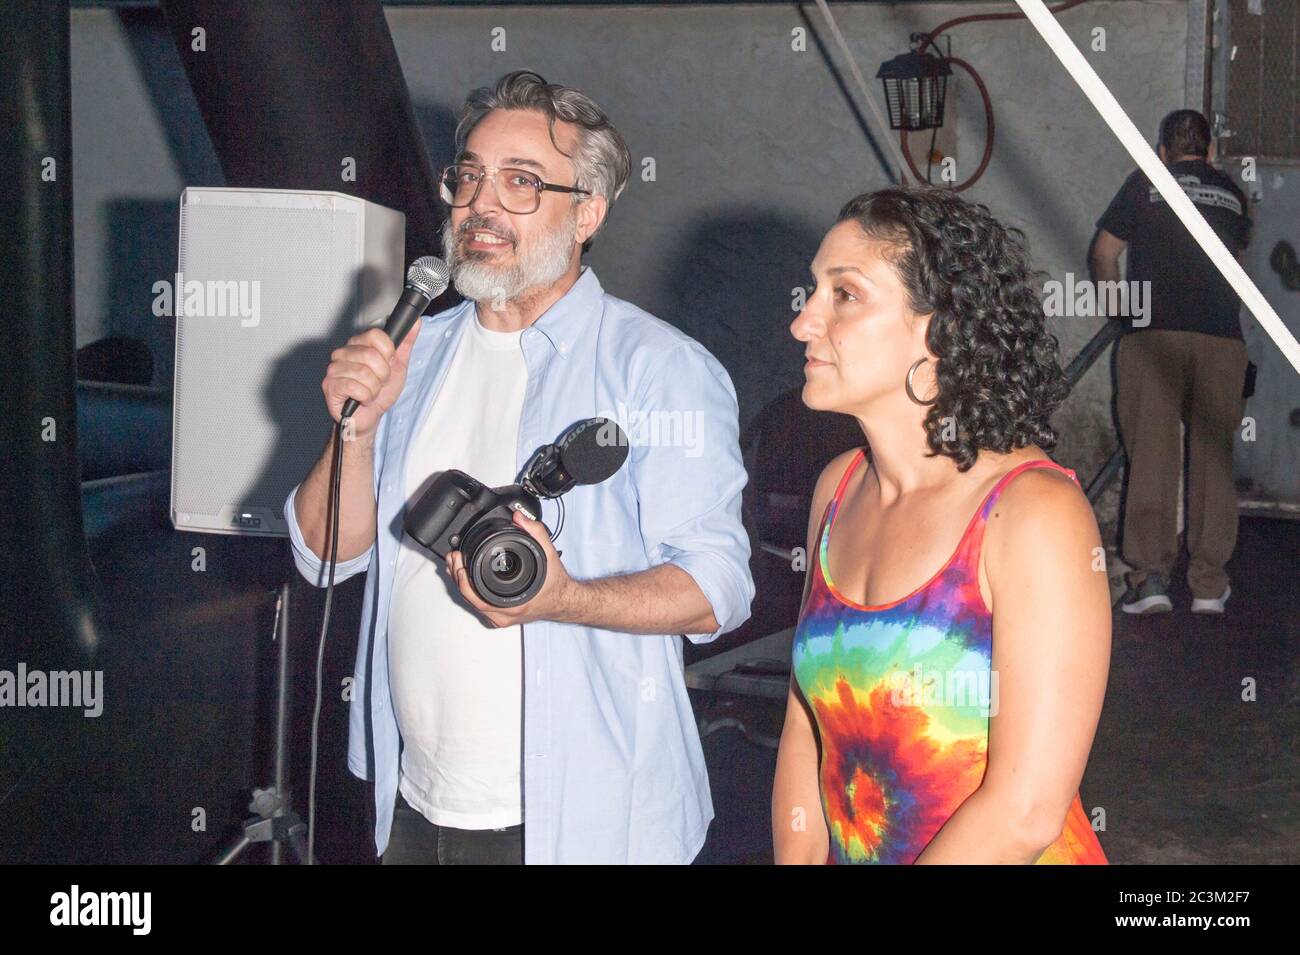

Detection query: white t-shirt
xmin=387 ymin=311 xmax=526 ymax=829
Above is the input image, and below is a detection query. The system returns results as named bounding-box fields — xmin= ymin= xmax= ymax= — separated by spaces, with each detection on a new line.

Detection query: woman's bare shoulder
xmin=983 ymin=452 xmax=1098 ymax=569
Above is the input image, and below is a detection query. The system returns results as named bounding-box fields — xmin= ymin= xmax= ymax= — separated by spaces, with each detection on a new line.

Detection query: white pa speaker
xmin=170 ymin=187 xmax=404 ymax=536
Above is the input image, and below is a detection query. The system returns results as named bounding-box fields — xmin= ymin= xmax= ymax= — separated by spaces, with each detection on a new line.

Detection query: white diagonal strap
xmin=1014 ymin=0 xmax=1300 ymax=376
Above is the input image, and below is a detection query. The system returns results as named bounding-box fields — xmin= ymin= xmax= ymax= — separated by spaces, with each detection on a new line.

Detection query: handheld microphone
xmin=341 ymin=256 xmax=451 ymax=420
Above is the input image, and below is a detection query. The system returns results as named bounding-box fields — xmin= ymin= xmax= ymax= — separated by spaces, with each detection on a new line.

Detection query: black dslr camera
xmin=402 ymin=418 xmax=628 ymax=608
xmin=404 ymin=473 xmax=546 ymax=607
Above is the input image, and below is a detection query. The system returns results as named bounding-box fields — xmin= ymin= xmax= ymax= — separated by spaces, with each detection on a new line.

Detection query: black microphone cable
xmin=302 ymin=256 xmax=448 ymax=864
xmin=551 ymin=495 xmax=565 ymax=542
xmin=306 ymin=415 xmax=347 ymax=864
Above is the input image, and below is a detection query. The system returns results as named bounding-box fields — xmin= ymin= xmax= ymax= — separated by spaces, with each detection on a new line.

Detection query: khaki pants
xmin=1116 ymin=330 xmax=1248 ymax=599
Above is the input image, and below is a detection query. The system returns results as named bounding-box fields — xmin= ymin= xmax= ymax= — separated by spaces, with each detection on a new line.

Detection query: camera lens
xmin=460 ymin=519 xmax=547 ymax=607
xmin=489 ymin=547 xmax=522 ymax=582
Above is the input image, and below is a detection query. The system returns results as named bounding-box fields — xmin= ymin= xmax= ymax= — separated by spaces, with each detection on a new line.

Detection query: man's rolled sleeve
xmin=284 ymin=482 xmax=373 ymax=588
xmin=629 ymin=341 xmax=755 ymax=644
xmin=660 ymin=544 xmax=751 ymax=643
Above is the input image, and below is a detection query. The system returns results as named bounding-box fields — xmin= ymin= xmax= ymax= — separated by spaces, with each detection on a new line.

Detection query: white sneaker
xmin=1191 ymin=584 xmax=1231 ymax=614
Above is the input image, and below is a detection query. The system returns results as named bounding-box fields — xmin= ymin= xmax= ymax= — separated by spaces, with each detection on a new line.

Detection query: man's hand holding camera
xmin=444 ymin=508 xmax=581 ymax=628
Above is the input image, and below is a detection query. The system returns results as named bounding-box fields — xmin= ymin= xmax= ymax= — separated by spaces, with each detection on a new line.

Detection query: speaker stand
xmin=213 ymin=579 xmax=315 ymax=865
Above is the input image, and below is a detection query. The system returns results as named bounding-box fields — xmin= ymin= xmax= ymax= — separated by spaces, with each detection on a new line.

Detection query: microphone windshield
xmin=407 ymin=256 xmax=451 ymax=298
xmin=558 ymin=418 xmax=629 ymax=485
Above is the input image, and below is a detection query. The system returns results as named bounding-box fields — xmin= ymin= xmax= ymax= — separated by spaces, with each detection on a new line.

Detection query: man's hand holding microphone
xmin=294 ymin=257 xmax=450 ymax=563
xmin=323 ymin=322 xmax=422 ymax=441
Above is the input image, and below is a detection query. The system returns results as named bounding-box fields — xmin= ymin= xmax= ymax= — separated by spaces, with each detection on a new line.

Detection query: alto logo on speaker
xmin=230 ymin=514 xmax=262 ymax=528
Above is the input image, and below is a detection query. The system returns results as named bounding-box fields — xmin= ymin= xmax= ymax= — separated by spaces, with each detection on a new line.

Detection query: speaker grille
xmin=172 ymin=190 xmax=401 ymax=535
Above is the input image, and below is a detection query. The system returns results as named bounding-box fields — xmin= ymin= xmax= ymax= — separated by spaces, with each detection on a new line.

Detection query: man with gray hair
xmin=285 ymin=70 xmax=753 ymax=864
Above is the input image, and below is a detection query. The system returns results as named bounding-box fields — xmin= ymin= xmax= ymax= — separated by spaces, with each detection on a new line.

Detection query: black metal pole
xmin=271 ymin=580 xmax=291 ymax=865
xmin=0 ymin=0 xmax=103 ymax=664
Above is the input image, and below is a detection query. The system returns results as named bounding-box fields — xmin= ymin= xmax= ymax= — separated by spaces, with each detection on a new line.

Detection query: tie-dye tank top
xmin=792 ymin=448 xmax=1108 ymax=865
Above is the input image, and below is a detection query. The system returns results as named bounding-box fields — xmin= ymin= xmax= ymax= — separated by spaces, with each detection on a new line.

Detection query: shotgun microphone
xmin=519 ymin=418 xmax=630 ymax=499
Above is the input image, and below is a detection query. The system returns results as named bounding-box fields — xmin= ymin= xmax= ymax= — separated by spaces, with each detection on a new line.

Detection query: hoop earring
xmin=905 ymin=357 xmax=937 ymax=406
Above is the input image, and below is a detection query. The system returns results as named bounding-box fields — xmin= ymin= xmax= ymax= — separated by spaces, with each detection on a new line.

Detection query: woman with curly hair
xmin=772 ymin=187 xmax=1110 ymax=864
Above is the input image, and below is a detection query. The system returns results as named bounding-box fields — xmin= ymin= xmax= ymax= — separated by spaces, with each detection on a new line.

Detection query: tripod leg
xmin=273 ymin=582 xmax=291 ymax=797
xmin=272 ymin=580 xmax=291 ymax=864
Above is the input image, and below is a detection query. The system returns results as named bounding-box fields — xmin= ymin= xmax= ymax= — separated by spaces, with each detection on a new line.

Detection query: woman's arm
xmin=772 ymin=676 xmax=829 ymax=864
xmin=914 ymin=468 xmax=1112 ymax=863
xmin=772 ymin=449 xmax=860 ymax=864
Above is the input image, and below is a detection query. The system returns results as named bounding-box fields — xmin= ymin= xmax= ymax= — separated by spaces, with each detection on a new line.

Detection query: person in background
xmin=1092 ymin=109 xmax=1251 ymax=615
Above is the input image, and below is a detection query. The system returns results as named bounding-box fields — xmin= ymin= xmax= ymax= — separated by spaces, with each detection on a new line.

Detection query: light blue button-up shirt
xmin=284 ymin=266 xmax=754 ymax=863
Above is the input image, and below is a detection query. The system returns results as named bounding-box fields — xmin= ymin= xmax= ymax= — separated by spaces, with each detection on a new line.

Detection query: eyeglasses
xmin=438 ymin=162 xmax=592 ymax=215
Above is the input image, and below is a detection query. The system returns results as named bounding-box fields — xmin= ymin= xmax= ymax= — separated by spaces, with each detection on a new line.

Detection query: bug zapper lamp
xmin=876 ymin=41 xmax=953 ymax=131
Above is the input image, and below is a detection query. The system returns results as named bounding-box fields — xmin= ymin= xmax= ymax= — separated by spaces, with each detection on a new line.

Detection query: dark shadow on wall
xmin=412 ymin=100 xmax=462 ymax=181
xmin=245 ymin=260 xmax=392 ymax=524
xmin=619 ymin=208 xmax=858 ymax=662
xmin=646 ymin=208 xmax=824 ymax=432
xmin=42 ymin=6 xmax=458 ymax=866
xmin=105 ymin=198 xmax=180 ymax=388
xmin=409 ymin=99 xmax=466 ymax=313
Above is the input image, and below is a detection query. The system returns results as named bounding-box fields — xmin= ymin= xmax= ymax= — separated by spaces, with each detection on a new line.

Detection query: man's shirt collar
xmin=468 ymin=265 xmax=603 ymax=360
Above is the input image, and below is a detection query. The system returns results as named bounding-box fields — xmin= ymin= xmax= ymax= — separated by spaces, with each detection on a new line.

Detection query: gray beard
xmin=442 ymin=209 xmax=577 ymax=307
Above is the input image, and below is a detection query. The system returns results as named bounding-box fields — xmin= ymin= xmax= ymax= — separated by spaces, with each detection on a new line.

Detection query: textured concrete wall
xmin=71 ymin=1 xmax=1201 ymax=536
xmin=1238 ymin=162 xmax=1300 ymax=504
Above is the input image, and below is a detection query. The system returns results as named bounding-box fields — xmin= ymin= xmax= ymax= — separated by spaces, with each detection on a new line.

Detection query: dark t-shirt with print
xmin=1095 ymin=158 xmax=1250 ymax=339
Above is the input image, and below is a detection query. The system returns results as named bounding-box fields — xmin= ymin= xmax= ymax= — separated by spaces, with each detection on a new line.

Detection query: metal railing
xmin=1064 ymin=319 xmax=1127 ymax=504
